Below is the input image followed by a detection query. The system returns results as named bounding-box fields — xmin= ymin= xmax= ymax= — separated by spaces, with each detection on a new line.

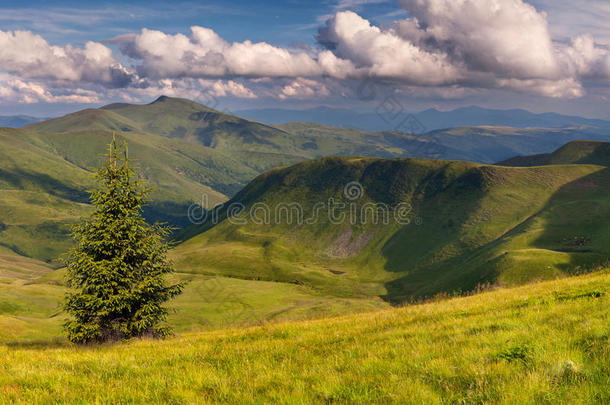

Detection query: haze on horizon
xmin=0 ymin=0 xmax=609 ymax=119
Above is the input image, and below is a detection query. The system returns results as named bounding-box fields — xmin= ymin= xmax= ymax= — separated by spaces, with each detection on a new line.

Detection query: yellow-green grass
xmin=0 ymin=247 xmax=54 ymax=283
xmin=0 ymin=270 xmax=608 ymax=404
xmin=0 ymin=264 xmax=388 ymax=345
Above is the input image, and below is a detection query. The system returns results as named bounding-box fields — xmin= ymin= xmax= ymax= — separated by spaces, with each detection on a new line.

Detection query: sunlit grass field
xmin=1 ymin=269 xmax=608 ymax=404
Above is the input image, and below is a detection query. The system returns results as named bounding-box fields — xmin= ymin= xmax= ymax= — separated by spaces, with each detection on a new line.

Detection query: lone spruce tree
xmin=64 ymin=135 xmax=183 ymax=344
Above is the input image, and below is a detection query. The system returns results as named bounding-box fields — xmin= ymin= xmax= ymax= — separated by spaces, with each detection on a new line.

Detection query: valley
xmin=0 ymin=97 xmax=608 ymax=345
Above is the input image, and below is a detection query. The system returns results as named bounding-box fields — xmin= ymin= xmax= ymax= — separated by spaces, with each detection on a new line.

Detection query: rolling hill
xmin=499 ymin=140 xmax=610 ymax=167
xmin=0 ymin=126 xmax=253 ymax=263
xmin=29 ymin=96 xmax=422 ymax=167
xmin=1 ymin=96 xmax=441 ymax=264
xmin=2 ymin=98 xmax=610 ymax=336
xmin=174 ymin=147 xmax=610 ymax=303
xmin=31 ymin=96 xmax=610 ymax=166
xmin=1 ymin=119 xmax=609 ymax=358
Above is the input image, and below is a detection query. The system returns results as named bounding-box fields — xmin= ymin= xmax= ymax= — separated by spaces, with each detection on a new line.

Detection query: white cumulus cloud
xmin=110 ymin=27 xmax=323 ymax=79
xmin=1 ymin=0 xmax=609 ymax=104
xmin=0 ymin=29 xmax=132 ymax=87
xmin=317 ymin=11 xmax=460 ymax=84
xmin=279 ymin=78 xmax=331 ymax=99
xmin=0 ymin=74 xmax=100 ymax=104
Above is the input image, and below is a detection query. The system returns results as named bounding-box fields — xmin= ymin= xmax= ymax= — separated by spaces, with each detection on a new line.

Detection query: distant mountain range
xmin=5 ymin=105 xmax=609 ymax=132
xmin=0 ymin=115 xmax=49 ymax=128
xmin=237 ymin=106 xmax=610 ymax=132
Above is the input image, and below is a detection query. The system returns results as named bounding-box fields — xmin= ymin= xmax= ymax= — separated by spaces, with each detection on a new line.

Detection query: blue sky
xmin=0 ymin=0 xmax=609 ymax=118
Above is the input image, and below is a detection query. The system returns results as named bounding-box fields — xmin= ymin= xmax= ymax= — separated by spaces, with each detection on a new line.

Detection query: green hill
xmin=37 ymin=96 xmax=607 ymax=166
xmin=4 ymin=96 xmax=440 ymax=265
xmin=1 ymin=269 xmax=608 ymax=403
xmin=5 ymin=143 xmax=608 ymax=346
xmin=29 ymin=97 xmax=422 ymax=167
xmin=0 ymin=96 xmax=450 ymax=264
xmin=1 ymin=99 xmax=608 ymax=403
xmin=0 ymin=125 xmax=259 ymax=263
xmin=174 ymin=154 xmax=610 ymax=303
xmin=498 ymin=141 xmax=610 ymax=167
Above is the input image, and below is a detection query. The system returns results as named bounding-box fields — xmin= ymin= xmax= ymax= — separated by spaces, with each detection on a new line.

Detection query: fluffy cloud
xmin=278 ymin=78 xmax=330 ymax=99
xmin=1 ymin=0 xmax=609 ymax=105
xmin=106 ymin=78 xmax=259 ymax=104
xmin=0 ymin=30 xmax=132 ymax=87
xmin=389 ymin=0 xmax=608 ymax=97
xmin=0 ymin=74 xmax=100 ymax=104
xmin=317 ymin=11 xmax=459 ymax=84
xmin=496 ymin=78 xmax=584 ymax=98
xmin=201 ymin=80 xmax=257 ymax=99
xmin=110 ymin=27 xmax=323 ymax=79
xmin=561 ymin=35 xmax=610 ymax=79
xmin=313 ymin=1 xmax=609 ymax=98
xmin=396 ymin=0 xmax=560 ymax=80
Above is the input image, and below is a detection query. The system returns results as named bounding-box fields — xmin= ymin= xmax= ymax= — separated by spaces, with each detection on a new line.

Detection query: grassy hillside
xmin=3 ymin=100 xmax=610 ymax=347
xmin=0 ymin=126 xmax=251 ymax=263
xmin=1 ymin=269 xmax=608 ymax=403
xmin=174 ymin=154 xmax=610 ymax=303
xmin=32 ymin=96 xmax=610 ymax=166
xmin=0 ymin=96 xmax=446 ymax=264
xmin=499 ymin=140 xmax=610 ymax=167
xmin=4 ymin=97 xmax=448 ymax=264
xmin=29 ymin=97 xmax=421 ymax=165
xmin=0 ymin=250 xmax=387 ymax=344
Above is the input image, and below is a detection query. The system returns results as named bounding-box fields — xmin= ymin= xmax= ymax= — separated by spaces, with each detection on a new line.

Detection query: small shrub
xmin=496 ymin=344 xmax=531 ymax=364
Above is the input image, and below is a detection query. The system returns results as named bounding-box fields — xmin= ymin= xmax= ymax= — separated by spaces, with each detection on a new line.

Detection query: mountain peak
xmin=151 ymin=95 xmax=171 ymax=104
xmin=150 ymin=95 xmax=194 ymax=104
xmin=148 ymin=95 xmax=206 ymax=108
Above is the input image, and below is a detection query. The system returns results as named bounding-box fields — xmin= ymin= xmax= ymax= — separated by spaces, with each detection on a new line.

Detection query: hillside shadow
xmin=379 ymin=166 xmax=488 ymax=268
xmin=529 ymin=167 xmax=610 ymax=271
xmin=0 ymin=167 xmax=89 ymax=203
xmin=143 ymin=202 xmax=195 ymax=229
xmin=380 ymin=166 xmax=610 ymax=305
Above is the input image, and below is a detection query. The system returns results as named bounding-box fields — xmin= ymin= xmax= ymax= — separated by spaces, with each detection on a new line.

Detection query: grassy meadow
xmin=0 ymin=247 xmax=388 ymax=345
xmin=1 ymin=99 xmax=609 ymax=403
xmin=0 ymin=269 xmax=608 ymax=403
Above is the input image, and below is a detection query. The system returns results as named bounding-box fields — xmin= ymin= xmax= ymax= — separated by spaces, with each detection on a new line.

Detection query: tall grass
xmin=1 ymin=269 xmax=608 ymax=404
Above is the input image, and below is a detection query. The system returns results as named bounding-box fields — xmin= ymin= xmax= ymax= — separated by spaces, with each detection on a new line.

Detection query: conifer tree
xmin=64 ymin=135 xmax=183 ymax=344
